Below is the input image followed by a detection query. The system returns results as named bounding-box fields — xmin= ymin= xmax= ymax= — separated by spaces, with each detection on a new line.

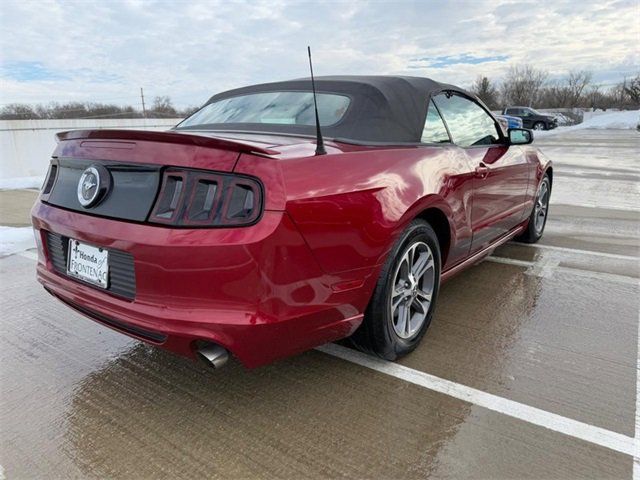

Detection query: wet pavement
xmin=0 ymin=189 xmax=38 ymax=227
xmin=1 ymin=129 xmax=639 ymax=479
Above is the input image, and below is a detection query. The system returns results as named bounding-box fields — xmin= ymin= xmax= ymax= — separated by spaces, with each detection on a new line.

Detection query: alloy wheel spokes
xmin=412 ymin=296 xmax=427 ymax=316
xmin=396 ymin=303 xmax=410 ymax=336
xmin=535 ymin=180 xmax=549 ymax=232
xmin=412 ymin=250 xmax=434 ymax=279
xmin=391 ymin=283 xmax=407 ymax=310
xmin=390 ymin=241 xmax=436 ymax=339
xmin=416 ymin=289 xmax=432 ymax=303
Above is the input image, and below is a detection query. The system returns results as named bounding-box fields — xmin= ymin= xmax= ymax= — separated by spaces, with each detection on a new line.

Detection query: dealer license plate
xmin=66 ymin=239 xmax=109 ymax=288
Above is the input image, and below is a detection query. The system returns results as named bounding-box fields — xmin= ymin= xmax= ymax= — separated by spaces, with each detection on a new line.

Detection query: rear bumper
xmin=32 ymin=201 xmax=372 ymax=367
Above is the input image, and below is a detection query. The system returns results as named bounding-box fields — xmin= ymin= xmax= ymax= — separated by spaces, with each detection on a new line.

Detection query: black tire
xmin=350 ymin=219 xmax=441 ymax=360
xmin=533 ymin=121 xmax=546 ymax=131
xmin=516 ymin=175 xmax=551 ymax=243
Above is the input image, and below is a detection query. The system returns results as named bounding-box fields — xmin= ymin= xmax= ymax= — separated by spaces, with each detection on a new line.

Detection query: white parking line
xmin=548 ymin=202 xmax=640 ymax=215
xmin=634 ymin=313 xmax=640 ymax=479
xmin=487 ymin=255 xmax=560 ymax=279
xmin=555 ymin=266 xmax=639 ymax=286
xmin=514 ymin=243 xmax=640 ymax=261
xmin=487 ymin=255 xmax=639 ymax=285
xmin=317 ymin=343 xmax=637 ymax=457
xmin=486 ymin=256 xmax=532 ymax=268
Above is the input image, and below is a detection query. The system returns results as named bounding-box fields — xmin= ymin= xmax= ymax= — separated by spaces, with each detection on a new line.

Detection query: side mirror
xmin=508 ymin=128 xmax=533 ymax=145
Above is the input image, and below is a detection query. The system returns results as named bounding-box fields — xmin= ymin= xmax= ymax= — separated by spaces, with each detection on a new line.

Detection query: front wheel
xmin=533 ymin=121 xmax=546 ymax=130
xmin=516 ymin=175 xmax=551 ymax=243
xmin=350 ymin=220 xmax=441 ymax=360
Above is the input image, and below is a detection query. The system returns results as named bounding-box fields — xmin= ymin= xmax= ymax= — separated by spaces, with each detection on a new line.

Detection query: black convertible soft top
xmin=177 ymin=76 xmax=470 ymax=145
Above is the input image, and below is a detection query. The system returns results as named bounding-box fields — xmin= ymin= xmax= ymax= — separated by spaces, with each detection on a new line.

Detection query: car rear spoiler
xmin=55 ymin=129 xmax=279 ymax=156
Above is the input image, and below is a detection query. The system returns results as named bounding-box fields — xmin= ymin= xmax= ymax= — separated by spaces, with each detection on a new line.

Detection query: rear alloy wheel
xmin=350 ymin=220 xmax=441 ymax=360
xmin=390 ymin=241 xmax=435 ymax=339
xmin=533 ymin=121 xmax=546 ymax=131
xmin=516 ymin=175 xmax=551 ymax=243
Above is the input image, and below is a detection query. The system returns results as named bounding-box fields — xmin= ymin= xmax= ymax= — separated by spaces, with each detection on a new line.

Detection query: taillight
xmin=149 ymin=169 xmax=263 ymax=227
xmin=42 ymin=163 xmax=58 ymax=194
xmin=33 ymin=228 xmax=45 ymax=264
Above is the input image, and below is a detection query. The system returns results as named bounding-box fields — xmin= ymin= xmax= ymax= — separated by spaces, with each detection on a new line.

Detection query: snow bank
xmin=536 ymin=110 xmax=639 ymax=137
xmin=0 ymin=176 xmax=44 ymax=190
xmin=579 ymin=109 xmax=640 ymax=129
xmin=0 ymin=226 xmax=36 ymax=256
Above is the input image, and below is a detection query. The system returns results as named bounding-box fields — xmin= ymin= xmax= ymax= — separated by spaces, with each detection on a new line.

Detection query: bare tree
xmin=471 ymin=76 xmax=499 ymax=109
xmin=538 ymin=70 xmax=592 ymax=108
xmin=611 ymin=80 xmax=630 ymax=108
xmin=0 ymin=101 xmax=145 ymax=120
xmin=0 ymin=98 xmax=192 ymax=120
xmin=0 ymin=104 xmax=39 ymax=120
xmin=566 ymin=70 xmax=592 ymax=106
xmin=181 ymin=105 xmax=200 ymax=117
xmin=150 ymin=96 xmax=177 ymax=117
xmin=623 ymin=74 xmax=640 ymax=105
xmin=539 ymin=80 xmax=570 ymax=108
xmin=501 ymin=64 xmax=548 ymax=107
xmin=585 ymin=85 xmax=604 ymax=110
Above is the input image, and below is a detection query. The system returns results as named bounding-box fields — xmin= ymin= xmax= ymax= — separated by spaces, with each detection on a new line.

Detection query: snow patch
xmin=0 ymin=176 xmax=44 ymax=190
xmin=579 ymin=109 xmax=640 ymax=129
xmin=0 ymin=226 xmax=36 ymax=256
xmin=536 ymin=110 xmax=640 ymax=137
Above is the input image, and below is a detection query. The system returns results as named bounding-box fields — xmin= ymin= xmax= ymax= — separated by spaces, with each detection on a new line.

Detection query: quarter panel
xmin=282 ymin=146 xmax=474 ymax=273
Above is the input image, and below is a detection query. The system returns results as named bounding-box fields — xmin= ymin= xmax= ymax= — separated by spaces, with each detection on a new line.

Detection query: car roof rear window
xmin=179 ymin=91 xmax=351 ymax=128
xmin=174 ymin=76 xmax=467 ymax=144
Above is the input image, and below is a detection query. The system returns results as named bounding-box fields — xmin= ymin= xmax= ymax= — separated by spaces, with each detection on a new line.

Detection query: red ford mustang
xmin=32 ymin=76 xmax=552 ymax=368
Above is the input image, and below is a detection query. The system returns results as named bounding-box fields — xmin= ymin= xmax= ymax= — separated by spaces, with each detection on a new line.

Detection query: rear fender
xmin=393 ymin=195 xmax=460 ymax=267
xmin=233 ymin=153 xmax=287 ymax=211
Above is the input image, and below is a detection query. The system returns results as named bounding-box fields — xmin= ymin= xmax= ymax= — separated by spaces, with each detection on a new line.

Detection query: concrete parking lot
xmin=1 ymin=129 xmax=638 ymax=479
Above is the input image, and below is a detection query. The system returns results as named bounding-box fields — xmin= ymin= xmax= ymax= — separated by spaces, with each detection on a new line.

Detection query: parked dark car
xmin=32 ymin=76 xmax=552 ymax=369
xmin=502 ymin=106 xmax=558 ymax=130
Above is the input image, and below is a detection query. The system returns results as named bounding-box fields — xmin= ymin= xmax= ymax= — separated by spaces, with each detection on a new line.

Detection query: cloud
xmin=410 ymin=54 xmax=510 ymax=69
xmin=1 ymin=61 xmax=70 ymax=81
xmin=0 ymin=0 xmax=638 ymax=108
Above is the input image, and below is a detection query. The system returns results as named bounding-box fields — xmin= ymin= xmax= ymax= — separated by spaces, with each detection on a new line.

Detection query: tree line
xmin=471 ymin=65 xmax=640 ymax=111
xmin=0 ymin=96 xmax=199 ymax=120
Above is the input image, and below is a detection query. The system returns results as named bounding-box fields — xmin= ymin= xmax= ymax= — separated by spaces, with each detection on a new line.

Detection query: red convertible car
xmin=32 ymin=76 xmax=552 ymax=368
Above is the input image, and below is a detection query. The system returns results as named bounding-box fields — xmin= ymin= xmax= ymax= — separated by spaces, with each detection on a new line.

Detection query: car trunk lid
xmin=56 ymin=129 xmax=281 ymax=154
xmin=44 ymin=129 xmax=281 ymax=223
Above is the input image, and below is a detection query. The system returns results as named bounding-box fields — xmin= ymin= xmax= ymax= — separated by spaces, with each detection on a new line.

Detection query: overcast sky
xmin=1 ymin=0 xmax=638 ymax=108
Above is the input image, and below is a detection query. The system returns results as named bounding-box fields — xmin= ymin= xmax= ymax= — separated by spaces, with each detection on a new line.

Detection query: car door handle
xmin=475 ymin=163 xmax=490 ymax=178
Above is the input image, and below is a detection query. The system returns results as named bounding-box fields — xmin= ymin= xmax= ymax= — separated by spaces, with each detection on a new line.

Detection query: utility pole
xmin=140 ymin=87 xmax=147 ymax=118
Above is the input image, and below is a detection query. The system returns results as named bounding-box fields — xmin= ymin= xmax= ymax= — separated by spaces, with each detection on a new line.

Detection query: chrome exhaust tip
xmin=197 ymin=343 xmax=229 ymax=369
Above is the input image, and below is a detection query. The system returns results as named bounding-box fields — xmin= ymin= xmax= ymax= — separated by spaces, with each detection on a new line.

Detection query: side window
xmin=421 ymin=100 xmax=450 ymax=143
xmin=433 ymin=93 xmax=502 ymax=147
